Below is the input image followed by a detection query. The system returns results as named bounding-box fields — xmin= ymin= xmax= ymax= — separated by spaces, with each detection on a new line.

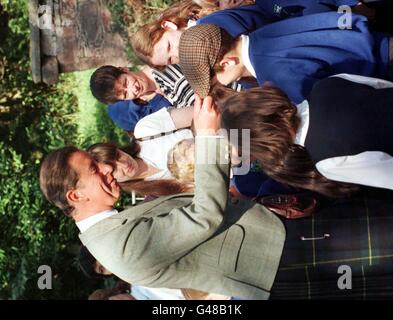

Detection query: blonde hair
xmin=167 ymin=138 xmax=195 ymax=185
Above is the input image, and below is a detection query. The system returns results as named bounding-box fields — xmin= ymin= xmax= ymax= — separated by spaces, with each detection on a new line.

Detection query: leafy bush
xmin=0 ymin=1 xmax=126 ymax=299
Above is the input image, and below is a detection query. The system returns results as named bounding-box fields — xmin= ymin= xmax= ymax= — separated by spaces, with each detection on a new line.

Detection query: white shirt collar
xmin=241 ymin=35 xmax=256 ymax=78
xmin=294 ymin=100 xmax=310 ymax=146
xmin=76 ymin=209 xmax=118 ymax=234
xmin=187 ymin=19 xmax=197 ymax=29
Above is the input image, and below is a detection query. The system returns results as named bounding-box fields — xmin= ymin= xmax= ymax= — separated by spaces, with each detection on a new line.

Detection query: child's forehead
xmin=113 ymin=73 xmax=133 ymax=91
xmin=116 ymin=72 xmax=136 ymax=83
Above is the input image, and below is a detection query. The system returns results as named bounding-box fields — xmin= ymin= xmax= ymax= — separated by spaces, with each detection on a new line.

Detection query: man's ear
xmin=219 ymin=57 xmax=238 ymax=70
xmin=66 ymin=189 xmax=87 ymax=205
xmin=161 ymin=20 xmax=178 ymax=31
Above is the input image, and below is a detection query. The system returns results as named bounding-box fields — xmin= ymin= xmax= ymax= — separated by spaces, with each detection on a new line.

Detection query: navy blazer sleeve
xmin=197 ymin=5 xmax=271 ymax=37
xmin=248 ymin=12 xmax=388 ymax=103
xmin=107 ymin=94 xmax=171 ymax=131
xmin=255 ymin=0 xmax=359 ymax=20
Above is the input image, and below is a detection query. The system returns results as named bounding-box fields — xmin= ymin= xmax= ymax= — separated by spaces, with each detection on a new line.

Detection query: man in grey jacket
xmin=40 ymin=95 xmax=393 ymax=299
xmin=39 ymin=96 xmax=285 ymax=299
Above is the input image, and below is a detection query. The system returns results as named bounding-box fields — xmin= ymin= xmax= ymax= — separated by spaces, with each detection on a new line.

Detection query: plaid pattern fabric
xmin=270 ymin=188 xmax=393 ymax=299
xmin=179 ymin=24 xmax=222 ymax=98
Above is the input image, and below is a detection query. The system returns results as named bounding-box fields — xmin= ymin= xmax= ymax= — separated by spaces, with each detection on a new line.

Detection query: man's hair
xmin=90 ymin=65 xmax=125 ymax=104
xmin=39 ymin=146 xmax=80 ymax=216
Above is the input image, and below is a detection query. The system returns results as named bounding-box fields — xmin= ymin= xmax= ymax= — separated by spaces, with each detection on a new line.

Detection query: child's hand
xmin=193 ymin=94 xmax=221 ymax=136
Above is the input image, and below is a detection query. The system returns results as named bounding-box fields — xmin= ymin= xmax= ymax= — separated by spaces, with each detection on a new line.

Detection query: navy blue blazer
xmin=197 ymin=0 xmax=359 ymax=38
xmin=197 ymin=5 xmax=272 ymax=37
xmin=247 ymin=12 xmax=389 ymax=103
xmin=107 ymin=94 xmax=171 ymax=132
xmin=255 ymin=0 xmax=358 ymax=20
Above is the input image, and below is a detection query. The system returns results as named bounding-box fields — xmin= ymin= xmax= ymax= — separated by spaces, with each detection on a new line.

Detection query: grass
xmin=71 ymin=70 xmax=129 ymax=149
xmin=69 ymin=0 xmax=178 ymax=149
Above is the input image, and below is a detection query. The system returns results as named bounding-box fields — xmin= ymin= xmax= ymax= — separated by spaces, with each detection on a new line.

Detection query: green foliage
xmin=107 ymin=0 xmax=176 ymax=66
xmin=72 ymin=70 xmax=128 ymax=148
xmin=0 ymin=0 xmax=128 ymax=299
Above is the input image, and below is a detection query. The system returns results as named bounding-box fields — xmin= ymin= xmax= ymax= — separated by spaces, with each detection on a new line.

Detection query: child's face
xmin=114 ymin=72 xmax=148 ymax=100
xmin=150 ymin=28 xmax=183 ymax=66
xmin=113 ymin=150 xmax=140 ymax=182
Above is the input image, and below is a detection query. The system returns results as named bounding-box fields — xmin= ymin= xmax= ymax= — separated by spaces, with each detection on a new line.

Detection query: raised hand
xmin=193 ymin=94 xmax=221 ymax=136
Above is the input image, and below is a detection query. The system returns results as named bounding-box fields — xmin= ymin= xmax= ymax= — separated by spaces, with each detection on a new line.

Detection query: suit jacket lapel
xmin=79 ymin=192 xmax=194 ymax=244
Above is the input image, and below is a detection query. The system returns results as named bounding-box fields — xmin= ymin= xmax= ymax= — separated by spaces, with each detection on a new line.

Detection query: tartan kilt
xmin=270 ymin=188 xmax=393 ymax=299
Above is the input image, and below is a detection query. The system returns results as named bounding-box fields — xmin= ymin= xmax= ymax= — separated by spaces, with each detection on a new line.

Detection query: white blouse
xmin=134 ymin=108 xmax=194 ymax=180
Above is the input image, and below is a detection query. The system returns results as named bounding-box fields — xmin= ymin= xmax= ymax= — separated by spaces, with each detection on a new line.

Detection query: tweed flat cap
xmin=179 ymin=24 xmax=222 ymax=98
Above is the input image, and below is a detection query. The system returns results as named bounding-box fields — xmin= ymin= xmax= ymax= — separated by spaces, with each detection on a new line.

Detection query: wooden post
xmin=29 ymin=0 xmax=41 ymax=83
xmin=28 ymin=0 xmax=129 ymax=84
xmin=42 ymin=56 xmax=59 ymax=85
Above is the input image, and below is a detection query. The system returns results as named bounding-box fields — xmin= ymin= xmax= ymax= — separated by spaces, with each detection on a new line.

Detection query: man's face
xmin=69 ymin=151 xmax=120 ymax=208
xmin=114 ymin=72 xmax=148 ymax=101
xmin=150 ymin=29 xmax=183 ymax=66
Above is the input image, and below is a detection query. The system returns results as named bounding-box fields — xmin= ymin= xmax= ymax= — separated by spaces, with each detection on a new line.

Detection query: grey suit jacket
xmin=80 ymin=137 xmax=286 ymax=299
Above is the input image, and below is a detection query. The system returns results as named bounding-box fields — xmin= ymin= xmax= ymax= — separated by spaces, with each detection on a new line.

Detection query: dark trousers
xmin=270 ymin=188 xmax=393 ymax=299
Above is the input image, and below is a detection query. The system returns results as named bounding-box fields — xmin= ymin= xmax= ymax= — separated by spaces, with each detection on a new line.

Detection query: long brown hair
xmin=212 ymin=85 xmax=359 ymax=198
xmin=131 ymin=0 xmax=201 ymax=67
xmin=87 ymin=141 xmax=191 ymax=197
xmin=193 ymin=0 xmax=255 ymax=19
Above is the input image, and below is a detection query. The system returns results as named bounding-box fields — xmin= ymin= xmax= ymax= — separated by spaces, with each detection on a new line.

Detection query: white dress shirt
xmin=294 ymin=74 xmax=393 ymax=190
xmin=76 ymin=209 xmax=118 ymax=233
xmin=241 ymin=35 xmax=257 ymax=78
xmin=131 ymin=285 xmax=185 ymax=300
